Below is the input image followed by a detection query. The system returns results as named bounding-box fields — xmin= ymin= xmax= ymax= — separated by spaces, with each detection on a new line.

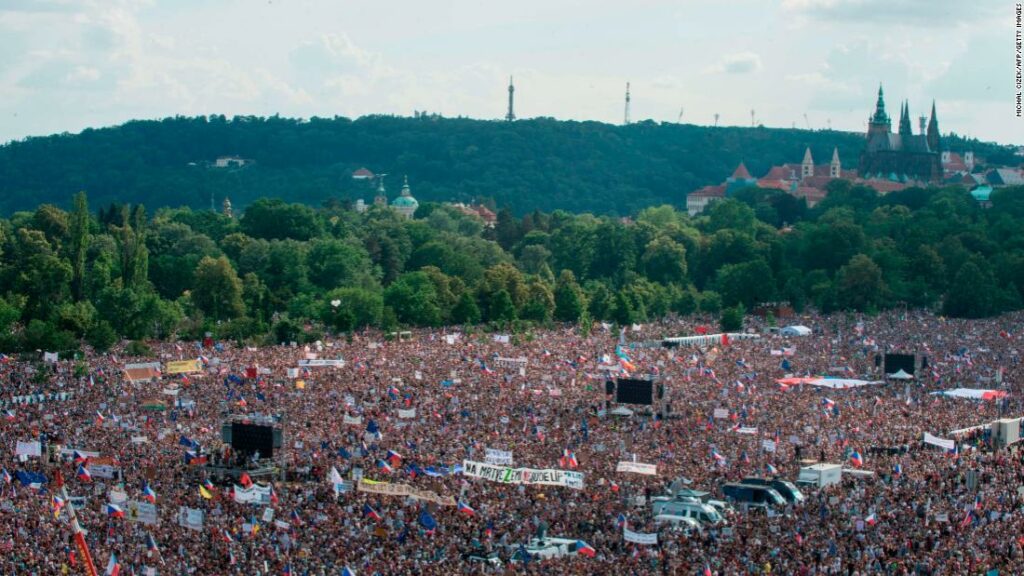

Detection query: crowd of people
xmin=2 ymin=309 xmax=1024 ymax=576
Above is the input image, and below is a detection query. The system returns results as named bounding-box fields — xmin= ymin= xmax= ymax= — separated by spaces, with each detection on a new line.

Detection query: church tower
xmin=801 ymin=147 xmax=814 ymax=178
xmin=830 ymin=147 xmax=841 ymax=178
xmin=926 ymin=100 xmax=940 ymax=153
xmin=373 ymin=175 xmax=388 ymax=207
xmin=867 ymin=84 xmax=891 ymax=140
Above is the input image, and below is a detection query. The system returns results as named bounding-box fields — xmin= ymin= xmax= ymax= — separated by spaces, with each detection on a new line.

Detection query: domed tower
xmin=222 ymin=197 xmax=233 ymax=218
xmin=391 ymin=175 xmax=419 ymax=219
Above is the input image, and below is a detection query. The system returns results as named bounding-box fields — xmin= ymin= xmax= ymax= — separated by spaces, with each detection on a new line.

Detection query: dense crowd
xmin=2 ymin=309 xmax=1023 ymax=576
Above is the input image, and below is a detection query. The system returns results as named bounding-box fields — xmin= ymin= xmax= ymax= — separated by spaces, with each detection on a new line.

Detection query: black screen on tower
xmin=615 ymin=378 xmax=654 ymax=405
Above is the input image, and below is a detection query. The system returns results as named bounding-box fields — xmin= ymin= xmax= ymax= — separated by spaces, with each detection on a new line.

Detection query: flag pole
xmin=55 ymin=471 xmax=99 ymax=576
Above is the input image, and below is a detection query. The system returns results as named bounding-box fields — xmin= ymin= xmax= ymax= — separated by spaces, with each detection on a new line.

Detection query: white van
xmin=651 ymin=500 xmax=726 ymax=526
xmin=653 ymin=514 xmax=703 ymax=535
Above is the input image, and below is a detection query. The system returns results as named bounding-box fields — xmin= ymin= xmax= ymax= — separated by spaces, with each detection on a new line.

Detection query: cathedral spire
xmin=926 ymin=100 xmax=940 ymax=152
xmin=830 ymin=147 xmax=841 ymax=178
xmin=898 ymin=101 xmax=913 ymax=136
xmin=871 ymin=84 xmax=889 ymax=124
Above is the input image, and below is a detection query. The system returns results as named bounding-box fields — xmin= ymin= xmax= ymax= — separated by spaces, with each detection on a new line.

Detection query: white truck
xmin=795 ymin=463 xmax=842 ymax=489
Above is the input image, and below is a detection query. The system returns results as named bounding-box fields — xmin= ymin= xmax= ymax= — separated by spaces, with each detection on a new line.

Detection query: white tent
xmin=780 ymin=325 xmax=812 ymax=337
xmin=886 ymin=369 xmax=914 ymax=380
xmin=609 ymin=406 xmax=634 ymax=417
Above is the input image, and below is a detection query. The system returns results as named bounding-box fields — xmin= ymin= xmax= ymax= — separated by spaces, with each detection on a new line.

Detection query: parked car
xmin=740 ymin=477 xmax=805 ymax=503
xmin=721 ymin=483 xmax=787 ymax=509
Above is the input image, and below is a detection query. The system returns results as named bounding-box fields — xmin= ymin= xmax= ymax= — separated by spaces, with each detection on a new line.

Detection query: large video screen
xmin=615 ymin=378 xmax=654 ymax=405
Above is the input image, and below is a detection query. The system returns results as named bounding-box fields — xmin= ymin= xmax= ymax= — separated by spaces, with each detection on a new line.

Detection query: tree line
xmin=2 ymin=181 xmax=1024 ymax=354
xmin=0 ymin=114 xmax=1015 ymax=217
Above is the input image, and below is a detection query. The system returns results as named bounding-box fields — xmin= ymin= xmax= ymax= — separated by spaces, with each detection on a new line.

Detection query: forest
xmin=2 ymin=180 xmax=1024 ymax=354
xmin=0 ymin=114 xmax=1017 ymax=217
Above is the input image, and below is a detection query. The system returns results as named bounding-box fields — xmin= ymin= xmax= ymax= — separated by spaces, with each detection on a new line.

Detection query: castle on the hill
xmin=859 ymin=85 xmax=942 ymax=183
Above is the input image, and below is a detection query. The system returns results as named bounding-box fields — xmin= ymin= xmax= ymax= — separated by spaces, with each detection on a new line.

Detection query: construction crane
xmin=803 ymin=113 xmax=811 ymax=130
xmin=677 ymin=107 xmax=684 ymax=123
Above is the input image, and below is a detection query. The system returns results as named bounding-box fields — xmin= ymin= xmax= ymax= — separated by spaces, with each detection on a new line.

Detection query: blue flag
xmin=419 ymin=509 xmax=437 ymax=531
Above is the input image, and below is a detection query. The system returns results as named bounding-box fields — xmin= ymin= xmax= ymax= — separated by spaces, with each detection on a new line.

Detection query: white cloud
xmin=705 ymin=52 xmax=762 ymax=75
xmin=782 ymin=0 xmax=999 ymax=27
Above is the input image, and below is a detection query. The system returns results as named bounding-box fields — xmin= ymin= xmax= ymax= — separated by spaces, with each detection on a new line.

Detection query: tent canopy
xmin=886 ymin=369 xmax=914 ymax=380
xmin=777 ymin=377 xmax=883 ymax=389
xmin=780 ymin=325 xmax=811 ymax=336
xmin=609 ymin=406 xmax=634 ymax=416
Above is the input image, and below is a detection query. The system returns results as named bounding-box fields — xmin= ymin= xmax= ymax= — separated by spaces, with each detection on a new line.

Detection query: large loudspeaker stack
xmin=222 ymin=422 xmax=282 ymax=459
xmin=615 ymin=378 xmax=655 ymax=406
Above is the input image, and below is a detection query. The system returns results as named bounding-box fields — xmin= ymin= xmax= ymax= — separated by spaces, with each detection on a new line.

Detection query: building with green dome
xmin=391 ymin=176 xmax=419 ymax=219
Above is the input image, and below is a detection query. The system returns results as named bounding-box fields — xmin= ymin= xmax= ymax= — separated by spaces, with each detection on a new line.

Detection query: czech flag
xmin=142 ymin=483 xmax=157 ymax=503
xmin=77 ymin=465 xmax=92 ymax=482
xmin=386 ymin=450 xmax=402 ymax=466
xmin=766 ymin=463 xmax=778 ymax=475
xmin=95 ymin=411 xmax=105 ymax=425
xmin=106 ymin=503 xmax=125 ymax=518
xmin=363 ymin=504 xmax=382 ymax=521
xmin=378 ymin=460 xmax=394 ymax=473
xmin=865 ymin=513 xmax=877 ymax=526
xmin=457 ymin=501 xmax=476 ymax=516
xmin=560 ymin=449 xmax=578 ymax=469
xmin=145 ymin=533 xmax=159 ymax=553
xmin=849 ymin=451 xmax=864 ymax=468
xmin=893 ymin=463 xmax=903 ymax=477
xmin=342 ymin=567 xmax=357 ymax=576
xmin=290 ymin=509 xmax=303 ymax=526
xmin=73 ymin=450 xmax=89 ymax=465
xmin=52 ymin=495 xmax=65 ymax=518
xmin=1 ymin=469 xmax=10 ymax=484
xmin=711 ymin=448 xmax=727 ymax=464
xmin=576 ymin=540 xmax=596 ymax=558
xmin=822 ymin=398 xmax=836 ymax=410
xmin=270 ymin=485 xmax=279 ymax=504
xmin=240 ymin=473 xmax=253 ymax=488
xmin=4 ymin=410 xmax=15 ymax=421
xmin=104 ymin=553 xmax=121 ymax=576
xmin=616 ymin=513 xmax=627 ymax=528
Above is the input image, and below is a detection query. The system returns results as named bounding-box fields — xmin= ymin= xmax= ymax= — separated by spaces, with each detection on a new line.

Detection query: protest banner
xmin=165 ymin=360 xmax=202 ymax=374
xmin=624 ymin=527 xmax=658 ymax=545
xmin=713 ymin=408 xmax=729 ymax=419
xmin=178 ymin=507 xmax=204 ymax=531
xmin=127 ymin=500 xmax=158 ymax=525
xmin=356 ymin=479 xmax=456 ymax=506
xmin=461 ymin=460 xmax=585 ymax=490
xmin=398 ymin=408 xmax=416 ymax=419
xmin=233 ymin=484 xmax=272 ymax=504
xmin=297 ymin=359 xmax=345 ymax=368
xmin=15 ymin=441 xmax=41 ymax=457
xmin=923 ymin=432 xmax=956 ymax=451
xmin=762 ymin=439 xmax=777 ymax=452
xmin=343 ymin=414 xmax=363 ymax=426
xmin=484 ymin=448 xmax=514 ymax=466
xmin=616 ymin=461 xmax=657 ymax=476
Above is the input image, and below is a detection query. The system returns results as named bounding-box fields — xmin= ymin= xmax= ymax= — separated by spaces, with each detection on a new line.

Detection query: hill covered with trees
xmin=2 ymin=181 xmax=1024 ymax=354
xmin=0 ymin=115 xmax=1016 ymax=216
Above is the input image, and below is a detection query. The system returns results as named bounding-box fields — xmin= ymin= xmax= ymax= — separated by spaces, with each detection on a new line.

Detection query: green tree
xmin=720 ymin=304 xmax=745 ymax=332
xmin=191 ymin=256 xmax=245 ymax=321
xmin=383 ymin=271 xmax=443 ymax=326
xmin=944 ymin=258 xmax=998 ymax=318
xmin=240 ymin=198 xmax=323 ymax=241
xmin=835 ymin=254 xmax=886 ymax=312
xmin=714 ymin=259 xmax=774 ymax=308
xmin=520 ymin=279 xmax=555 ymax=323
xmin=68 ymin=192 xmax=91 ymax=301
xmin=641 ymin=236 xmax=688 ymax=284
xmin=554 ymin=270 xmax=587 ymax=322
xmin=321 ymin=287 xmax=383 ymax=331
xmin=451 ymin=291 xmax=481 ymax=325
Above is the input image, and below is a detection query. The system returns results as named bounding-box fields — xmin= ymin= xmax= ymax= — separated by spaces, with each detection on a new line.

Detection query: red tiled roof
xmin=731 ymin=162 xmax=752 ymax=179
xmin=352 ymin=168 xmax=375 ymax=178
xmin=858 ymin=179 xmax=910 ymax=194
xmin=689 ymin=185 xmax=726 ymax=199
xmin=762 ymin=166 xmax=796 ymax=180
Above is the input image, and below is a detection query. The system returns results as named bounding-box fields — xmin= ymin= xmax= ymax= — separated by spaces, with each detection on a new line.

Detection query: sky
xmin=0 ymin=0 xmax=1017 ymax=145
